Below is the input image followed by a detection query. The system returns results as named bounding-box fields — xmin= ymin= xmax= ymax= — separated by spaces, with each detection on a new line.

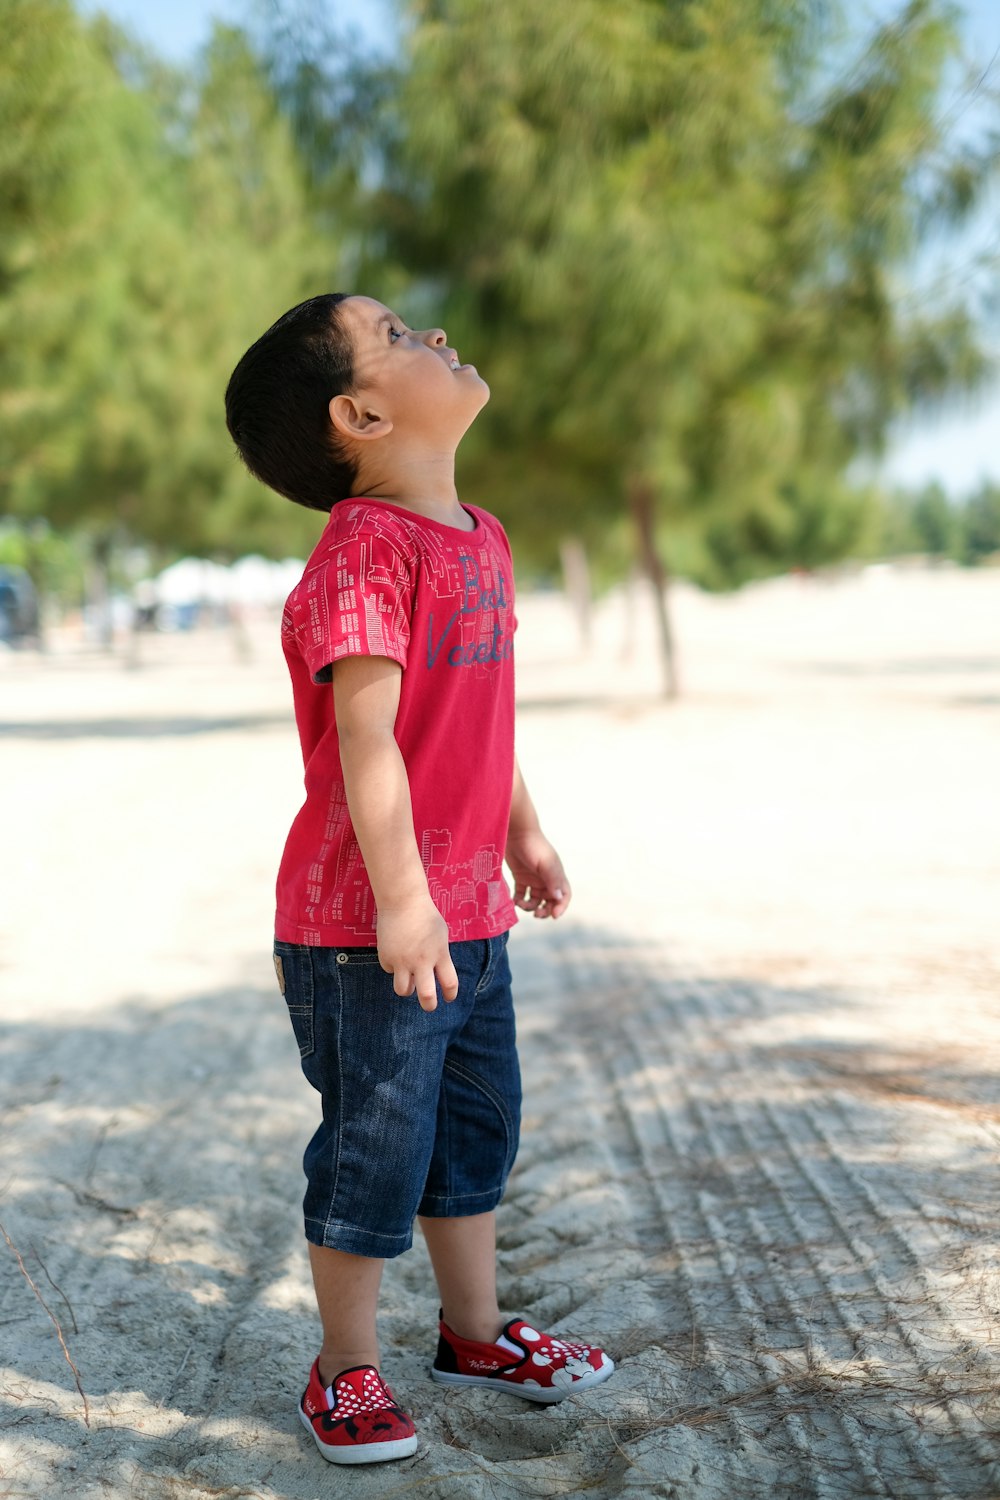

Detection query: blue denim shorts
xmin=272 ymin=932 xmax=521 ymax=1258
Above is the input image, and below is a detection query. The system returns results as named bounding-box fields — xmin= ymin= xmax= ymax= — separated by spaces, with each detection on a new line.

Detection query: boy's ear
xmin=329 ymin=394 xmax=393 ymax=442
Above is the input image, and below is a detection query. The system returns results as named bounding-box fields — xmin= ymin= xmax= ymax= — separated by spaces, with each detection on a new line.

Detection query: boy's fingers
xmin=438 ymin=956 xmax=460 ymax=1002
xmin=415 ymin=965 xmax=439 ymax=1012
xmin=530 ymin=882 xmax=570 ymax=919
xmin=512 ymin=866 xmax=570 ymax=915
xmin=549 ymin=884 xmax=570 ymax=919
xmin=392 ymin=966 xmax=414 ymax=998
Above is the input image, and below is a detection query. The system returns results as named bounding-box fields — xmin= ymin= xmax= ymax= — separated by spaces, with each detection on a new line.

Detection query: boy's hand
xmin=377 ymin=898 xmax=459 ymax=1013
xmin=505 ymin=830 xmax=571 ymax=920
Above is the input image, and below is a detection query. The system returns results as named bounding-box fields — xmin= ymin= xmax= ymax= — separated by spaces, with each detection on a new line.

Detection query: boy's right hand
xmin=377 ymin=899 xmax=459 ymax=1013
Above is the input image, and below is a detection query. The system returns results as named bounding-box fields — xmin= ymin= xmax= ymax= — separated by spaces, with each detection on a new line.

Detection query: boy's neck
xmin=354 ymin=450 xmax=473 ymax=529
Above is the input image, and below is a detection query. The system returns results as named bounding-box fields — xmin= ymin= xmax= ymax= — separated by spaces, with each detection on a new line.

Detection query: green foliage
xmin=2 ymin=0 xmax=998 ymax=624
xmin=0 ymin=518 xmax=86 ymax=602
xmin=697 ymin=477 xmax=877 ymax=589
xmin=911 ymin=481 xmax=960 ymax=556
xmin=361 ymin=0 xmax=997 ymax=587
xmin=960 ymin=483 xmax=1000 ymax=563
xmin=0 ymin=3 xmax=336 ymax=567
xmin=866 ymin=480 xmax=1000 ymax=564
xmin=869 ymin=488 xmax=923 ymax=557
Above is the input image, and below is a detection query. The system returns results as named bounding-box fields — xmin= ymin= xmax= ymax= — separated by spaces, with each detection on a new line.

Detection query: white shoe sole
xmin=430 ymin=1352 xmax=615 ymax=1404
xmin=299 ymin=1403 xmax=418 ymax=1464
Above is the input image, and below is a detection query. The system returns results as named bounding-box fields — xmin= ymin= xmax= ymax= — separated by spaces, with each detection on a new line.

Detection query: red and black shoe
xmin=298 ymin=1360 xmax=417 ymax=1464
xmin=431 ymin=1315 xmax=615 ymax=1404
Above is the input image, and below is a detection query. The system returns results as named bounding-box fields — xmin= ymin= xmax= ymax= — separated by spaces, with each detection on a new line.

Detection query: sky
xmin=80 ymin=0 xmax=1000 ymax=498
xmin=79 ymin=0 xmax=397 ymax=60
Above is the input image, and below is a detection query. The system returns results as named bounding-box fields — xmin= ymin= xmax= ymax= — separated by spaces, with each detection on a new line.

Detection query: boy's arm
xmin=333 ymin=654 xmax=459 ymax=1013
xmin=505 ymin=756 xmax=571 ymax=919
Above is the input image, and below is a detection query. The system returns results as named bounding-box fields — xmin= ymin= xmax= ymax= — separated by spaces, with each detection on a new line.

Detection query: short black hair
xmin=225 ymin=293 xmax=359 ymax=512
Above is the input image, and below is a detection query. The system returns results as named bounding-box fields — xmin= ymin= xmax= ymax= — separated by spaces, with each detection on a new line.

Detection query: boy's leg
xmin=276 ymin=940 xmax=472 ymax=1381
xmin=417 ymin=938 xmax=613 ymax=1403
xmin=422 ymin=1208 xmax=616 ymax=1403
xmin=309 ymin=1244 xmax=384 ymax=1385
xmin=417 ymin=1210 xmax=502 ymax=1343
xmin=416 ymin=936 xmax=518 ymax=1343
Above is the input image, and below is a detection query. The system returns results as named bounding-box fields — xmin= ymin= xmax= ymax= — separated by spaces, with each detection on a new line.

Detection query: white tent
xmin=150 ymin=556 xmax=304 ymax=609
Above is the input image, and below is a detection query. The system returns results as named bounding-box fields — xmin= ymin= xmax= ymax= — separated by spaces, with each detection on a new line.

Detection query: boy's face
xmin=335 ymin=296 xmax=489 ymax=448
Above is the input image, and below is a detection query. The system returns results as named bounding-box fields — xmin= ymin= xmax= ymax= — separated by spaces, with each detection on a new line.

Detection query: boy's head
xmin=225 ymin=293 xmax=489 ymax=513
xmin=225 ymin=293 xmax=355 ymax=513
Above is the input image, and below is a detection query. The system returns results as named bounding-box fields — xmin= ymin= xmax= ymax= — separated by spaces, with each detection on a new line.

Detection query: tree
xmin=960 ymin=482 xmax=1000 ymax=563
xmin=0 ymin=3 xmax=337 ymax=620
xmin=147 ymin=21 xmax=340 ymax=560
xmin=910 ymin=481 xmax=959 ymax=556
xmin=364 ymin=0 xmax=997 ymax=694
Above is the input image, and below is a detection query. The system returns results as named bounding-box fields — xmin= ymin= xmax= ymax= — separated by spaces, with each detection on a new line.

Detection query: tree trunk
xmin=629 ymin=479 xmax=679 ymax=700
xmin=558 ymin=536 xmax=593 ymax=651
xmin=229 ymin=602 xmax=253 ymax=664
xmin=16 ymin=524 xmax=47 ymax=651
xmin=123 ymin=615 xmax=142 ymax=669
xmin=89 ymin=531 xmax=115 ymax=652
xmin=620 ymin=563 xmax=641 ymax=664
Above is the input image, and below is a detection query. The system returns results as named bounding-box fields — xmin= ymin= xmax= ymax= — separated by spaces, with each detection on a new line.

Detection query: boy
xmin=225 ymin=293 xmax=614 ymax=1466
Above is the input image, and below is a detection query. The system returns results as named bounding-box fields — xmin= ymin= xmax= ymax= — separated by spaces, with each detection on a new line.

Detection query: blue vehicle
xmin=0 ymin=566 xmax=40 ymax=646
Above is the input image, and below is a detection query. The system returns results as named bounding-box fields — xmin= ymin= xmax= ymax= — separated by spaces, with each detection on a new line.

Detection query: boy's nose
xmin=425 ymin=328 xmax=447 ymax=346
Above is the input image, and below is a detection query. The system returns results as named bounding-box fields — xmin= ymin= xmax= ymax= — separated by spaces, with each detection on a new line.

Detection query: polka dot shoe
xmin=431 ymin=1315 xmax=615 ymax=1404
xmin=298 ymin=1360 xmax=417 ymax=1464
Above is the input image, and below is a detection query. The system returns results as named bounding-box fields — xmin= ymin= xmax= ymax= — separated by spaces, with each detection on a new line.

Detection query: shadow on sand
xmin=1 ymin=924 xmax=998 ymax=1499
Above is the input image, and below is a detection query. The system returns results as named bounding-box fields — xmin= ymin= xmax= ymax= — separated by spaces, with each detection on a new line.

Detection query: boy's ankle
xmin=439 ymin=1311 xmax=505 ymax=1345
xmin=318 ymin=1349 xmax=381 ymax=1387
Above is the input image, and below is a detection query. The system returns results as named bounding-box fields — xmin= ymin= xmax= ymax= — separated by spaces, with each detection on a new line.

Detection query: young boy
xmin=225 ymin=293 xmax=614 ymax=1466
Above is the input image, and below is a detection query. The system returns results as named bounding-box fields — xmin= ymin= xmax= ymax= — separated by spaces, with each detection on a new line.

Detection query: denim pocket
xmin=273 ymin=942 xmax=315 ymax=1058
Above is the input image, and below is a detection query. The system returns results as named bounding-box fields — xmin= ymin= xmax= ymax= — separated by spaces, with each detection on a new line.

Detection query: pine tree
xmin=368 ymin=0 xmax=997 ymax=693
xmin=0 ymin=4 xmax=336 ymax=593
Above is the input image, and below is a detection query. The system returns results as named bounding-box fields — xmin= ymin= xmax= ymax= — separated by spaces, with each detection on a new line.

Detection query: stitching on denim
xmin=306 ymin=949 xmax=316 ymax=1056
xmin=444 ymin=1058 xmax=514 ymax=1129
xmin=474 ymin=937 xmax=498 ymax=994
xmin=442 ymin=1057 xmax=515 ymax=1172
xmin=276 ymin=940 xmax=317 ymax=1058
xmin=305 ymin=1214 xmax=412 ymax=1242
xmin=440 ymin=1054 xmax=452 ymax=1201
xmin=293 ymin=947 xmax=316 ymax=1057
xmin=420 ymin=1187 xmax=505 ymax=1203
xmin=285 ymin=1003 xmax=312 ymax=1057
xmin=322 ymin=956 xmax=346 ymax=1243
xmin=475 ymin=931 xmax=513 ymax=995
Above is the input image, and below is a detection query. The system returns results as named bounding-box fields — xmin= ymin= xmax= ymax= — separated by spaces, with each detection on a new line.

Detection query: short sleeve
xmin=294 ymin=526 xmax=413 ymax=684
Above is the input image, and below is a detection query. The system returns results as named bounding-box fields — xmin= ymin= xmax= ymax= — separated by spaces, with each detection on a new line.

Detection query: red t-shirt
xmin=274 ymin=499 xmax=518 ymax=946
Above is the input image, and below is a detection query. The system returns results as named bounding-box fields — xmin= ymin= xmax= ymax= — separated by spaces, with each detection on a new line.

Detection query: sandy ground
xmin=1 ymin=563 xmax=999 ymax=1499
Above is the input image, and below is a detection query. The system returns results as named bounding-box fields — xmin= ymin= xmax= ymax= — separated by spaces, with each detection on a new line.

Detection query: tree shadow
xmin=1 ymin=925 xmax=998 ymax=1499
xmin=802 ymin=655 xmax=1000 ymax=678
xmin=0 ymin=712 xmax=290 ymax=741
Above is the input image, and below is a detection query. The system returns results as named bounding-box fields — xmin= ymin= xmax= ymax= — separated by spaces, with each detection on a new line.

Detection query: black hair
xmin=224 ymin=292 xmax=359 ymax=512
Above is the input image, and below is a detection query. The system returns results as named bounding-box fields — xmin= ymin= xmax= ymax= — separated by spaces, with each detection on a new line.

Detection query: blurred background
xmin=1 ymin=0 xmax=999 ymax=694
xmin=3 ymin=18 xmax=1000 ymax=1493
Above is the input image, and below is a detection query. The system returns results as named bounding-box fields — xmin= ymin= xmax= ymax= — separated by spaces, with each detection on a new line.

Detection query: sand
xmin=1 ymin=563 xmax=998 ymax=1499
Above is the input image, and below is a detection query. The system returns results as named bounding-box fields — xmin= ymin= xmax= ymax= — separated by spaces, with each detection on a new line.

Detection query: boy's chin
xmin=455 ymin=374 xmax=490 ymax=434
xmin=466 ymin=387 xmax=490 ymax=429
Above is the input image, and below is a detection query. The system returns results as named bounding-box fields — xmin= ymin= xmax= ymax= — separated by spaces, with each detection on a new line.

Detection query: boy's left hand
xmin=505 ymin=830 xmax=571 ymax=920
